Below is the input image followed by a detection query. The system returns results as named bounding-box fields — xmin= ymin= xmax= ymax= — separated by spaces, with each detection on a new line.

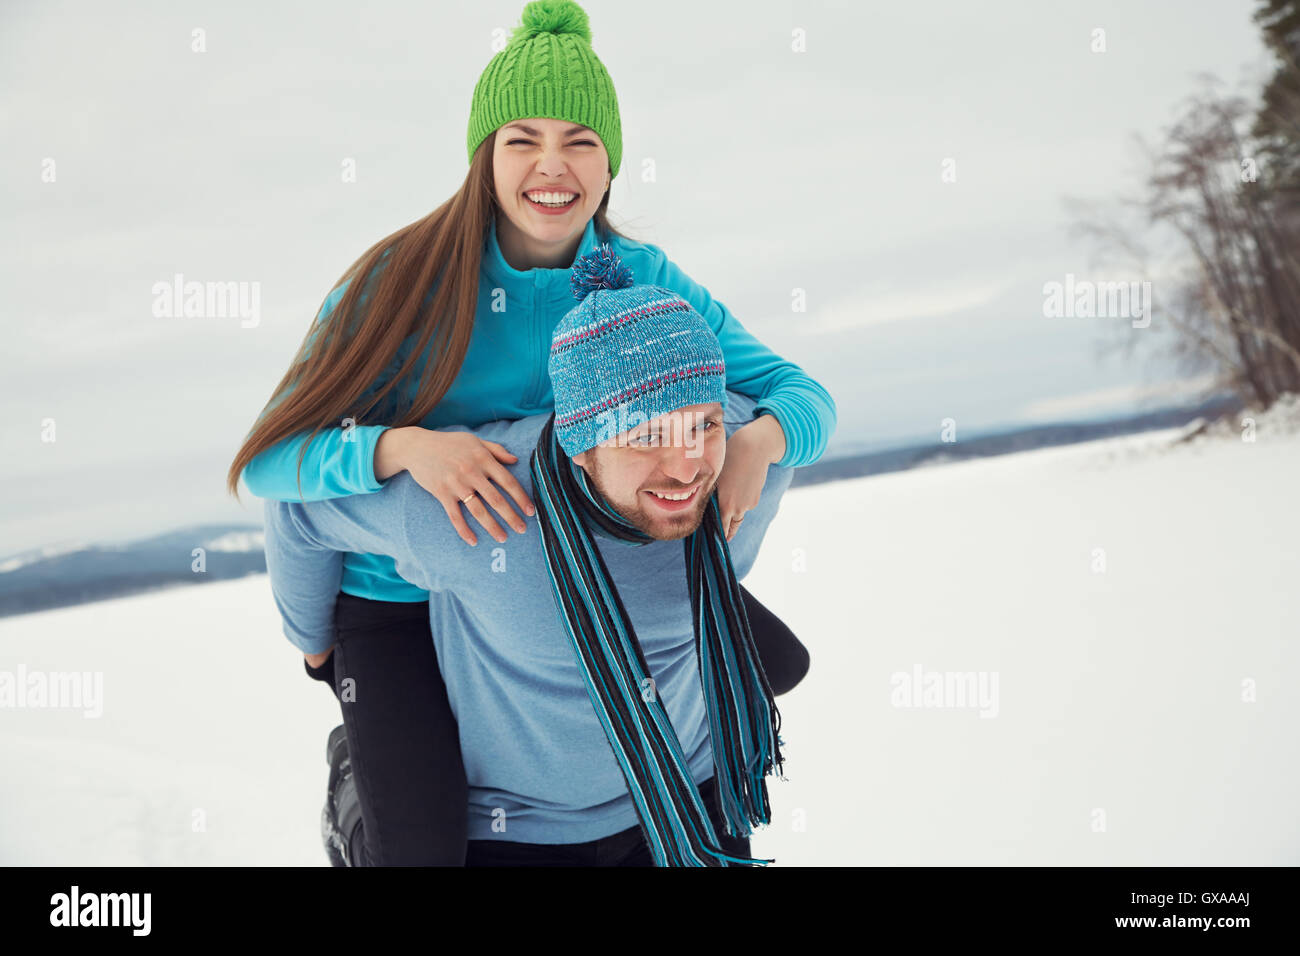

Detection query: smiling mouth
xmin=643 ymin=483 xmax=701 ymax=512
xmin=524 ymin=193 xmax=579 ymax=209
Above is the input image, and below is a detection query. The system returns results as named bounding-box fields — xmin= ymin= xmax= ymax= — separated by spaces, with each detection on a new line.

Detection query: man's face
xmin=571 ymin=403 xmax=726 ymax=541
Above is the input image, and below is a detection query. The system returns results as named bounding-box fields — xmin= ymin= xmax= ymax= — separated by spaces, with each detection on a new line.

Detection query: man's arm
xmin=260 ymin=408 xmax=542 ymax=654
xmin=263 ymin=498 xmax=346 ymax=655
xmin=262 ymin=472 xmax=429 ymax=654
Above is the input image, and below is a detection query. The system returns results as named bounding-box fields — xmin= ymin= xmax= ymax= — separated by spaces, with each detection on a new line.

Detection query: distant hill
xmin=0 ymin=393 xmax=1245 ymax=617
xmin=789 ymin=392 xmax=1244 ymax=488
xmin=0 ymin=525 xmax=267 ymax=618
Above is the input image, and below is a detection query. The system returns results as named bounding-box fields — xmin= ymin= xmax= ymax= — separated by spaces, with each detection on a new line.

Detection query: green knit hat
xmin=466 ymin=0 xmax=622 ymax=179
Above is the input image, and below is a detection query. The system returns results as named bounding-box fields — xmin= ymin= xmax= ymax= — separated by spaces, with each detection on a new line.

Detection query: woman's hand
xmin=375 ymin=427 xmax=536 ymax=546
xmin=714 ymin=413 xmax=787 ymax=541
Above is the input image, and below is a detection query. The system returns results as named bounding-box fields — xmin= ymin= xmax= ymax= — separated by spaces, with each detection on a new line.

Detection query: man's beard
xmin=584 ymin=460 xmax=716 ymax=541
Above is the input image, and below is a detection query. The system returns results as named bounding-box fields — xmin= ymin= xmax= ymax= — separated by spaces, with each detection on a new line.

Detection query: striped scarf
xmin=528 ymin=412 xmax=786 ymax=867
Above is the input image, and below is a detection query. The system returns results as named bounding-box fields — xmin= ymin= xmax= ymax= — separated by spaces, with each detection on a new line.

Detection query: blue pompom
xmin=570 ymin=242 xmax=634 ymax=302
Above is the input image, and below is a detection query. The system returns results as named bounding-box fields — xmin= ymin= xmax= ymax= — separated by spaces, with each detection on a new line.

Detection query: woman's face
xmin=492 ymin=117 xmax=610 ymax=266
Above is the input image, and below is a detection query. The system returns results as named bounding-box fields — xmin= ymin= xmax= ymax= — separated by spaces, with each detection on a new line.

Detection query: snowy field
xmin=2 ymin=413 xmax=1298 ymax=866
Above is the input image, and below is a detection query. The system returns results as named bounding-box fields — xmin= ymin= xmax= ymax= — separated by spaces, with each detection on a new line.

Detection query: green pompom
xmin=511 ymin=0 xmax=592 ymax=45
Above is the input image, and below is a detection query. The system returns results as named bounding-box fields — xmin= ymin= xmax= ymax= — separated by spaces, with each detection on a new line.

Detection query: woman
xmin=228 ymin=0 xmax=834 ymax=866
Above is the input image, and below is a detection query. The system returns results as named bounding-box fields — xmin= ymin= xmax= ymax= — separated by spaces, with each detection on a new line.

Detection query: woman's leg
xmin=304 ymin=652 xmax=337 ymax=687
xmin=738 ymin=584 xmax=810 ymax=696
xmin=329 ymin=593 xmax=468 ymax=865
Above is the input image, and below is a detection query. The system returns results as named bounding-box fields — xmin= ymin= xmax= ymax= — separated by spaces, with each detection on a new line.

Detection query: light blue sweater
xmin=263 ymin=391 xmax=793 ymax=844
xmin=244 ymin=215 xmax=834 ymax=601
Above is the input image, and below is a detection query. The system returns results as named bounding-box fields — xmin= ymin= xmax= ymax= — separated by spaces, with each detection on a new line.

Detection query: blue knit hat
xmin=549 ymin=244 xmax=726 ymax=456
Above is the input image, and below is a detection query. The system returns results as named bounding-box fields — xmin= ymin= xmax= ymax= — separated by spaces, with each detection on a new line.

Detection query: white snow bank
xmin=2 ymin=417 xmax=1297 ymax=865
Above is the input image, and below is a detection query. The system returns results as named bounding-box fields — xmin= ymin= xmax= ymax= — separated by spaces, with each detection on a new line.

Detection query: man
xmin=264 ymin=249 xmax=805 ymax=866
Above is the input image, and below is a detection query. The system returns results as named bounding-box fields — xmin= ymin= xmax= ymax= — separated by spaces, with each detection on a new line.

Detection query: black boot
xmin=321 ymin=724 xmax=366 ymax=866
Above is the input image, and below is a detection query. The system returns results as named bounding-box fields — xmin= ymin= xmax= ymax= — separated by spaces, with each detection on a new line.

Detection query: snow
xmin=0 ymin=540 xmax=90 ymax=574
xmin=202 ymin=530 xmax=266 ymax=552
xmin=2 ymin=417 xmax=1297 ymax=865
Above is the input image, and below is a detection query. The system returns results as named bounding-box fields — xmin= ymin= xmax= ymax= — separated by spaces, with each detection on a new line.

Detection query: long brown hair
xmin=226 ymin=131 xmax=632 ymax=500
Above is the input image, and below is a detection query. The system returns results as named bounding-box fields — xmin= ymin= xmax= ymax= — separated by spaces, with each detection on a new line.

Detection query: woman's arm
xmin=242 ymin=423 xmax=393 ymax=501
xmin=241 ymin=276 xmax=402 ymax=502
xmin=646 ymin=245 xmax=837 ymax=468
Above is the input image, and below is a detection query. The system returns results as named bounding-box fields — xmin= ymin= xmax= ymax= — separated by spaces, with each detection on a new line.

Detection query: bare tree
xmin=1067 ymin=74 xmax=1300 ymax=412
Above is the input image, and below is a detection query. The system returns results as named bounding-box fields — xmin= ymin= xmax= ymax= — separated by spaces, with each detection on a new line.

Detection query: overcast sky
xmin=0 ymin=0 xmax=1273 ymax=554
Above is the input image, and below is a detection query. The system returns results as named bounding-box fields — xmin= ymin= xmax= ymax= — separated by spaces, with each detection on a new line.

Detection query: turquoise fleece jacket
xmin=243 ymin=214 xmax=836 ymax=601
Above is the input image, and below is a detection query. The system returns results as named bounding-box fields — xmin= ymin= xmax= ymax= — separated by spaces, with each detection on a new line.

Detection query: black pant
xmin=307 ymin=584 xmax=808 ymax=866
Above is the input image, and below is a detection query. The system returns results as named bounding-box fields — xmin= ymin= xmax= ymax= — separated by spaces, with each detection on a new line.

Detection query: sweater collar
xmin=482 ymin=214 xmax=602 ymax=298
